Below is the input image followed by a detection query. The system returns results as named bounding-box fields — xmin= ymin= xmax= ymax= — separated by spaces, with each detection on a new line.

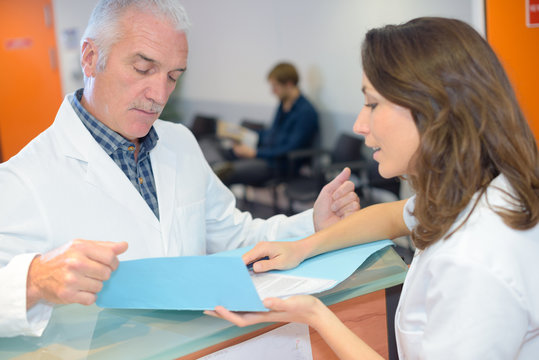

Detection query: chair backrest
xmin=240 ymin=119 xmax=266 ymax=132
xmin=190 ymin=115 xmax=217 ymax=140
xmin=331 ymin=133 xmax=365 ymax=163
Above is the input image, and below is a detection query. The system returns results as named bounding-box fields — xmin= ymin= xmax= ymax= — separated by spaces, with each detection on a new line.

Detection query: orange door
xmin=486 ymin=0 xmax=539 ymax=142
xmin=0 ymin=0 xmax=63 ymax=161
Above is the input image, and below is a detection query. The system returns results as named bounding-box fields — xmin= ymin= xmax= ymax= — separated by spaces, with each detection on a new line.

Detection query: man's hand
xmin=313 ymin=167 xmax=360 ymax=231
xmin=26 ymin=240 xmax=128 ymax=309
xmin=232 ymin=143 xmax=256 ymax=158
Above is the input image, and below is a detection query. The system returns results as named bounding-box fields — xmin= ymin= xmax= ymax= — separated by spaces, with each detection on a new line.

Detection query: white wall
xmin=179 ymin=0 xmax=480 ymax=113
xmin=52 ymin=0 xmax=484 ymax=145
xmin=52 ymin=0 xmax=98 ymax=95
xmin=176 ymin=0 xmax=484 ymax=145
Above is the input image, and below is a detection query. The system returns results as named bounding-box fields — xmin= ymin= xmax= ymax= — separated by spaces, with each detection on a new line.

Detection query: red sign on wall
xmin=527 ymin=0 xmax=539 ymax=27
xmin=4 ymin=38 xmax=33 ymax=51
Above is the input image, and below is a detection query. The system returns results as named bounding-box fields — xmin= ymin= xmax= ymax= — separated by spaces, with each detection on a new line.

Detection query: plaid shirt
xmin=71 ymin=89 xmax=160 ymax=219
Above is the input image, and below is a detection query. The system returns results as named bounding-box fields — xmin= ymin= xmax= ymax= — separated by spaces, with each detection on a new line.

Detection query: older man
xmin=0 ymin=0 xmax=359 ymax=337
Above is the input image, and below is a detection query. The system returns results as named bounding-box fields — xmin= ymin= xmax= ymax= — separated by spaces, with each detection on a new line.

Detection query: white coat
xmin=396 ymin=175 xmax=539 ymax=359
xmin=0 ymin=94 xmax=314 ymax=337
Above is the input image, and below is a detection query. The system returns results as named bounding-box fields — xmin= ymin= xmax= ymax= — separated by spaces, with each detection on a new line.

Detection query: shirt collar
xmin=71 ymin=89 xmax=159 ymax=155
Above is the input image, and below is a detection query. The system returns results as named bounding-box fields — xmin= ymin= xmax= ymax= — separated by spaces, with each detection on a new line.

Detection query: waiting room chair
xmin=190 ymin=114 xmax=217 ymax=141
xmin=191 ymin=114 xmax=229 ymax=167
xmin=231 ymin=119 xmax=281 ymax=215
xmin=283 ymin=133 xmax=367 ymax=215
xmin=233 ymin=118 xmax=319 ymax=216
xmin=359 ymin=159 xmax=401 ymax=206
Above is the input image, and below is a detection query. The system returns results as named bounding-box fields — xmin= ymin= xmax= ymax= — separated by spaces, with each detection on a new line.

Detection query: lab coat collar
xmin=52 ymin=95 xmax=162 ymax=232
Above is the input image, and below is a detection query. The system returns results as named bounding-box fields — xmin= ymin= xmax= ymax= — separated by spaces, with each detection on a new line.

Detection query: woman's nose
xmin=353 ymin=108 xmax=370 ymax=136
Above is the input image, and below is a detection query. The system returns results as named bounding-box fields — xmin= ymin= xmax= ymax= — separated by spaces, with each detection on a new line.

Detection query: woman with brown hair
xmin=206 ymin=17 xmax=539 ymax=359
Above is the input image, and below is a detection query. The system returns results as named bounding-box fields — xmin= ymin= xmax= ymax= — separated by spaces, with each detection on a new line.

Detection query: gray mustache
xmin=130 ymin=101 xmax=164 ymax=114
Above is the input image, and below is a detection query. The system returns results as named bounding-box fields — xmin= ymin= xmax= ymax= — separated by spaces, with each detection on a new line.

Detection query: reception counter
xmin=0 ymin=246 xmax=408 ymax=359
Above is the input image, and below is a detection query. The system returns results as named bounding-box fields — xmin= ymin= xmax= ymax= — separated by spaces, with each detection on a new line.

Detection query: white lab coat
xmin=0 ymin=94 xmax=314 ymax=337
xmin=396 ymin=175 xmax=539 ymax=359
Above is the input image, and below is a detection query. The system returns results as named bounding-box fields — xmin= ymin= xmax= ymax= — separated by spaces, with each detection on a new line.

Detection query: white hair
xmin=81 ymin=0 xmax=191 ymax=73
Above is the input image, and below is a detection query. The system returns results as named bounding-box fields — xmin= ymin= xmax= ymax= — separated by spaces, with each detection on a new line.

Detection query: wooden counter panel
xmin=178 ymin=289 xmax=387 ymax=359
xmin=311 ymin=289 xmax=387 ymax=359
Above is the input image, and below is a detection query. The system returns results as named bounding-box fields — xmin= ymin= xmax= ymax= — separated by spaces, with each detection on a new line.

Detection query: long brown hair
xmin=361 ymin=17 xmax=539 ymax=249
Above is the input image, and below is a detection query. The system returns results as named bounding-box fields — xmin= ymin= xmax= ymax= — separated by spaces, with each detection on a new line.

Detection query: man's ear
xmin=81 ymin=39 xmax=99 ymax=78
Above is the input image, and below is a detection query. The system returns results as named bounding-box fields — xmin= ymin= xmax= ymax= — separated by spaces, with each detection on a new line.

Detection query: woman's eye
xmin=365 ymin=103 xmax=378 ymax=110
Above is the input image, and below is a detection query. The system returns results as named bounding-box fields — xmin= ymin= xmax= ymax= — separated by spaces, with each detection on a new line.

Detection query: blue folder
xmin=97 ymin=256 xmax=266 ymax=311
xmin=96 ymin=239 xmax=393 ymax=311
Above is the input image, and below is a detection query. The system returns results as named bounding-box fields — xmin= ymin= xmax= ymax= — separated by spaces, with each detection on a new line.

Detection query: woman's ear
xmin=81 ymin=39 xmax=98 ymax=78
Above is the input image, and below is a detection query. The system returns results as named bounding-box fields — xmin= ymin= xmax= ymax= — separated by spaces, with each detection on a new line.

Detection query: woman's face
xmin=354 ymin=74 xmax=420 ymax=178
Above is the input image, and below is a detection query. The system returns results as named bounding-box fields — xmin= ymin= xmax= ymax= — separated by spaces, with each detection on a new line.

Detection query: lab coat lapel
xmin=84 ymin=144 xmax=161 ymax=231
xmin=150 ymin=141 xmax=177 ymax=254
xmin=54 ymin=96 xmax=161 ymax=232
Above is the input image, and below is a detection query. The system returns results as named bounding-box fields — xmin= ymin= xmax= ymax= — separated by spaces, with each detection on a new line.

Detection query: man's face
xmin=81 ymin=9 xmax=188 ymax=141
xmin=268 ymin=78 xmax=290 ymax=102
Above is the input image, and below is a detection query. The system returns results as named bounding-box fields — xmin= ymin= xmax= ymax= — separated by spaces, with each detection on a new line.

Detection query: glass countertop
xmin=0 ymin=246 xmax=407 ymax=360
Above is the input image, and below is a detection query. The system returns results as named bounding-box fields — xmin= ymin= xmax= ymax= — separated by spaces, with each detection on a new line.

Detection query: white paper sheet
xmin=199 ymin=323 xmax=313 ymax=360
xmin=250 ymin=270 xmax=337 ymax=300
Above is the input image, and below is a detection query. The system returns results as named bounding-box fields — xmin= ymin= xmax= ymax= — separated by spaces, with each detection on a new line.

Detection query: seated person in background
xmin=215 ymin=62 xmax=319 ymax=186
xmin=0 ymin=0 xmax=359 ymax=338
xmin=207 ymin=17 xmax=539 ymax=359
